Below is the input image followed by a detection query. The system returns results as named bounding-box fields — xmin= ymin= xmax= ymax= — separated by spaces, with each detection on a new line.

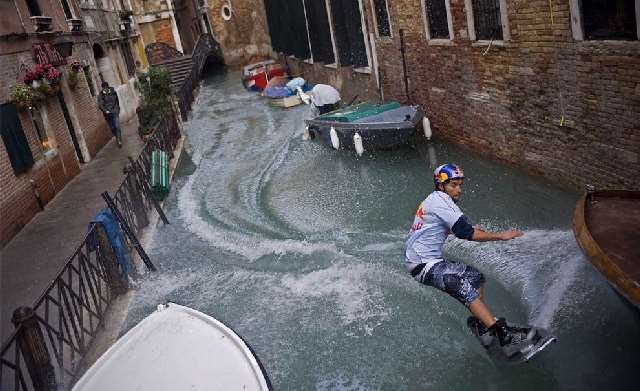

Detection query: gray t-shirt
xmin=405 ymin=191 xmax=463 ymax=270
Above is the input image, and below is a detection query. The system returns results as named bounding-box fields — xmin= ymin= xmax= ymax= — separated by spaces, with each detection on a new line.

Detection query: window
xmin=263 ymin=0 xmax=311 ymax=59
xmin=581 ymin=0 xmax=638 ymax=40
xmin=83 ymin=66 xmax=96 ymax=96
xmin=465 ymin=0 xmax=510 ymax=41
xmin=120 ymin=41 xmax=136 ymax=77
xmin=423 ymin=0 xmax=452 ymax=40
xmin=329 ymin=0 xmax=369 ymax=68
xmin=371 ymin=0 xmax=391 ymax=37
xmin=472 ymin=0 xmax=502 ymax=40
xmin=1 ymin=103 xmax=35 ymax=175
xmin=303 ymin=0 xmax=335 ymax=63
xmin=25 ymin=0 xmax=42 ymax=16
xmin=29 ymin=107 xmax=53 ymax=151
xmin=60 ymin=0 xmax=74 ymax=19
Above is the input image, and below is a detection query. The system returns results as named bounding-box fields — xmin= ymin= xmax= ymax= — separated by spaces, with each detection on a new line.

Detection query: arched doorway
xmin=93 ymin=43 xmax=117 ymax=87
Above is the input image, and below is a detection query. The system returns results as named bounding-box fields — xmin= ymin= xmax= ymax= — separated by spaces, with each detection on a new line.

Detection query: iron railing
xmin=177 ymin=33 xmax=221 ymax=121
xmin=0 ymin=108 xmax=181 ymax=391
xmin=0 ymin=224 xmax=125 ymax=391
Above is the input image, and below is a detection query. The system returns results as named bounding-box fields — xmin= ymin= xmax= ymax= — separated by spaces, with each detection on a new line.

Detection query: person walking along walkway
xmin=98 ymin=82 xmax=123 ymax=147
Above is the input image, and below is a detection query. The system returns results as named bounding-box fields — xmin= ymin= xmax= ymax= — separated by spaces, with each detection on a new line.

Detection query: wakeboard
xmin=467 ymin=318 xmax=556 ymax=364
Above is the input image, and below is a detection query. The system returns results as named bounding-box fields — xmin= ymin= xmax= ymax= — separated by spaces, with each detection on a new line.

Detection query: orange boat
xmin=573 ymin=190 xmax=640 ymax=308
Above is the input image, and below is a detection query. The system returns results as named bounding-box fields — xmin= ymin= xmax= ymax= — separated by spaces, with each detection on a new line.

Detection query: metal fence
xmin=0 ymin=108 xmax=181 ymax=391
xmin=177 ymin=34 xmax=221 ymax=121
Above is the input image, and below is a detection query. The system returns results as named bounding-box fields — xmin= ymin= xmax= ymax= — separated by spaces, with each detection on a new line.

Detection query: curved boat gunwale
xmin=72 ymin=303 xmax=272 ymax=390
xmin=572 ymin=190 xmax=640 ymax=309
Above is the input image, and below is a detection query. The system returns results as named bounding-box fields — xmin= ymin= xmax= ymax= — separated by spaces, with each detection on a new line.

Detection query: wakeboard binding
xmin=467 ymin=316 xmax=557 ymax=363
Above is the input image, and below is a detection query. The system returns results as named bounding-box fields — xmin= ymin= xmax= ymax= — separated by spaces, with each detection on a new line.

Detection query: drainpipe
xmin=399 ymin=29 xmax=410 ymax=104
xmin=167 ymin=0 xmax=184 ymax=53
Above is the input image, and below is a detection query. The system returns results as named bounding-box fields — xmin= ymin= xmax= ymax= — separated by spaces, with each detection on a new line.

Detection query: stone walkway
xmin=0 ymin=120 xmax=143 ymax=340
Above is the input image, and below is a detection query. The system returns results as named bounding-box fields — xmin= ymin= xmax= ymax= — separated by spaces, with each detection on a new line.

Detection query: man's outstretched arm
xmin=451 ymin=215 xmax=523 ymax=242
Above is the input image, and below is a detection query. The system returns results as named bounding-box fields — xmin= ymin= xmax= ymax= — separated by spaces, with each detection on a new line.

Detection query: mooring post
xmin=11 ymin=307 xmax=57 ymax=391
xmin=95 ymin=224 xmax=129 ymax=295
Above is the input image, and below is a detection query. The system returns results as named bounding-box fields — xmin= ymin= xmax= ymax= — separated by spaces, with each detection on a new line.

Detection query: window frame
xmin=369 ymin=0 xmax=393 ymax=39
xmin=569 ymin=0 xmax=640 ymax=41
xmin=354 ymin=0 xmax=373 ymax=73
xmin=60 ymin=0 xmax=76 ymax=19
xmin=323 ymin=0 xmax=340 ymax=68
xmin=422 ymin=0 xmax=454 ymax=44
xmin=29 ymin=106 xmax=55 ymax=152
xmin=464 ymin=0 xmax=510 ymax=44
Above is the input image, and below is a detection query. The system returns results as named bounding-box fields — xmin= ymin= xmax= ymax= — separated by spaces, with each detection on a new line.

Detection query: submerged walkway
xmin=0 ymin=120 xmax=143 ymax=340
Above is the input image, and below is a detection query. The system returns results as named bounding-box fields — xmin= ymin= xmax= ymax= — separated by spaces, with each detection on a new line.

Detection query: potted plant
xmin=9 ymin=84 xmax=34 ymax=109
xmin=23 ymin=66 xmax=44 ymax=88
xmin=67 ymin=61 xmax=82 ymax=88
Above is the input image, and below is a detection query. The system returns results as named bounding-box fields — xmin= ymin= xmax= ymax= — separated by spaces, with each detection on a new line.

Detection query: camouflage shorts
xmin=413 ymin=260 xmax=485 ymax=306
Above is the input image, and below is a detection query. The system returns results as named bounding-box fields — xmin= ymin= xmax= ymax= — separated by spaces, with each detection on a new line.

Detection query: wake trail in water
xmin=447 ymin=229 xmax=586 ymax=329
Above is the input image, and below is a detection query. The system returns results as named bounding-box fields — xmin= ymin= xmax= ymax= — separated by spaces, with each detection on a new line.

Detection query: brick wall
xmin=207 ymin=0 xmax=273 ymax=65
xmin=152 ymin=19 xmax=177 ymax=49
xmin=1 ymin=40 xmax=117 ymax=245
xmin=268 ymin=0 xmax=640 ymax=190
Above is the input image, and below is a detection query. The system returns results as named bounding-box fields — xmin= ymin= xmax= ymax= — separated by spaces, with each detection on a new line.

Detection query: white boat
xmin=73 ymin=303 xmax=271 ymax=391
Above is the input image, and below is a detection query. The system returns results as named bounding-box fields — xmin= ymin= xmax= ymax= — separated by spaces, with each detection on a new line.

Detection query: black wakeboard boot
xmin=467 ymin=316 xmax=494 ymax=347
xmin=489 ymin=318 xmax=538 ymax=358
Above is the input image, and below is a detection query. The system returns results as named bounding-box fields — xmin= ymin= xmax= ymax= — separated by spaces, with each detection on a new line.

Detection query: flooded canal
xmin=124 ymin=69 xmax=640 ymax=390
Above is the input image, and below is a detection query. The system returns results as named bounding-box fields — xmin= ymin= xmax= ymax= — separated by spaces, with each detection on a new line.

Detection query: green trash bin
xmin=150 ymin=149 xmax=170 ymax=199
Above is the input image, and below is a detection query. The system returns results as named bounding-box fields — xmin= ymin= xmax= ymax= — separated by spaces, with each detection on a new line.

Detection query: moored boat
xmin=572 ymin=190 xmax=640 ymax=308
xmin=72 ymin=303 xmax=271 ymax=391
xmin=304 ymin=101 xmax=425 ymax=153
xmin=241 ymin=60 xmax=286 ymax=91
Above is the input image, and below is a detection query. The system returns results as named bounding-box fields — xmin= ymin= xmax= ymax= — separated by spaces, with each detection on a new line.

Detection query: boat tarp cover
xmin=88 ymin=208 xmax=131 ymax=277
xmin=356 ymin=106 xmax=418 ymax=124
xmin=317 ymin=101 xmax=401 ymax=122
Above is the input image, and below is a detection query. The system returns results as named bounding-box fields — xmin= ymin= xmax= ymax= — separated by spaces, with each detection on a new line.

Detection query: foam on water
xmin=177 ymin=172 xmax=339 ymax=260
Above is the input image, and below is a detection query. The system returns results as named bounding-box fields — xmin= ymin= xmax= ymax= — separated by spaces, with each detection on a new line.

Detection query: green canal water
xmin=124 ymin=69 xmax=640 ymax=390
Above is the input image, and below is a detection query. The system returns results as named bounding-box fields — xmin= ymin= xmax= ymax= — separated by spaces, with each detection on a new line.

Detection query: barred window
xmin=424 ymin=0 xmax=449 ymax=39
xmin=582 ymin=0 xmax=637 ymax=40
xmin=372 ymin=0 xmax=391 ymax=37
xmin=472 ymin=0 xmax=502 ymax=40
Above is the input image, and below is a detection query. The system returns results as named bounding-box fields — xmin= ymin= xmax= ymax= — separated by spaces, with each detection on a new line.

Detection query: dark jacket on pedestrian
xmin=97 ymin=87 xmax=120 ymax=116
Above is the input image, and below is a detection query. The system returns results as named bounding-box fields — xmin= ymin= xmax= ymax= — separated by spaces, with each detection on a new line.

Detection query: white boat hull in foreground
xmin=73 ymin=303 xmax=271 ymax=391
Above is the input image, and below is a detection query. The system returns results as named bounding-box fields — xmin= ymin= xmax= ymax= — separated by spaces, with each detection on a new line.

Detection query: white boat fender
xmin=423 ymin=117 xmax=432 ymax=140
xmin=353 ymin=133 xmax=364 ymax=156
xmin=330 ymin=127 xmax=340 ymax=150
xmin=303 ymin=125 xmax=310 ymax=140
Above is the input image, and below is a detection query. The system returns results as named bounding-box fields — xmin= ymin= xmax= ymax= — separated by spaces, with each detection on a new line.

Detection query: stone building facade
xmin=0 ymin=0 xmax=145 ymax=246
xmin=263 ymin=0 xmax=640 ymax=190
xmin=206 ymin=0 xmax=272 ymax=65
